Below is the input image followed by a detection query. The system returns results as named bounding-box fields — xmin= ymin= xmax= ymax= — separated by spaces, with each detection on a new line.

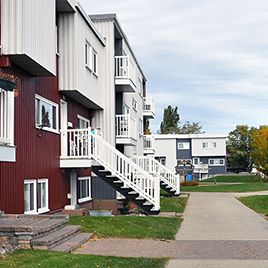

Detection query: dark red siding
xmin=0 ymin=60 xmax=91 ymax=214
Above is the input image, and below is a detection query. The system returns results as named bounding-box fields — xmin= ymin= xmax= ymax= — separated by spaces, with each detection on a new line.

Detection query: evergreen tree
xmin=160 ymin=105 xmax=180 ymax=134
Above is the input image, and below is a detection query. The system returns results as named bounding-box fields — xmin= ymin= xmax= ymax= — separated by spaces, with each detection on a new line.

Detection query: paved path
xmin=74 ymin=192 xmax=268 ymax=267
xmin=176 ymin=192 xmax=268 ymax=240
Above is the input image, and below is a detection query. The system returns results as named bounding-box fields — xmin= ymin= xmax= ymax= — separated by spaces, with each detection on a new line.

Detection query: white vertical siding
xmin=1 ymin=0 xmax=56 ymax=75
xmin=154 ymin=138 xmax=177 ymax=172
xmin=192 ymin=138 xmax=227 ymax=157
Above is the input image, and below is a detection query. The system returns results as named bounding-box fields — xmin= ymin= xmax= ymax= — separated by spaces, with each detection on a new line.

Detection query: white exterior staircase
xmin=132 ymin=156 xmax=180 ymax=196
xmin=60 ymin=129 xmax=160 ymax=214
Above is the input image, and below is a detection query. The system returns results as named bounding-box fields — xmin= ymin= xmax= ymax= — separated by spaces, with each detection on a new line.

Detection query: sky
xmin=80 ymin=0 xmax=268 ymax=135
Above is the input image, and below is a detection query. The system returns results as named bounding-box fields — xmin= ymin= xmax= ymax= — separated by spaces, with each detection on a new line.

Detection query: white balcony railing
xmin=115 ymin=56 xmax=136 ymax=83
xmin=193 ymin=164 xmax=209 ymax=174
xmin=0 ymin=89 xmax=10 ymax=144
xmin=143 ymin=97 xmax=155 ymax=118
xmin=144 ymin=135 xmax=155 ymax=153
xmin=115 ymin=114 xmax=137 ymax=141
xmin=60 ymin=128 xmax=160 ymax=210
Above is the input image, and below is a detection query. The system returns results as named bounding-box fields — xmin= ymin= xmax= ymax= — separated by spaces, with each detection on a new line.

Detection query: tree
xmin=226 ymin=125 xmax=255 ymax=171
xmin=251 ymin=126 xmax=268 ymax=177
xmin=159 ymin=105 xmax=204 ymax=134
xmin=178 ymin=121 xmax=203 ymax=134
xmin=160 ymin=105 xmax=180 ymax=134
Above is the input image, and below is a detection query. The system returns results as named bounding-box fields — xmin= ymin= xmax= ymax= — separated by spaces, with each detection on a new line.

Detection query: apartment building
xmin=144 ymin=134 xmax=227 ymax=180
xmin=0 ymin=0 xmax=178 ymax=216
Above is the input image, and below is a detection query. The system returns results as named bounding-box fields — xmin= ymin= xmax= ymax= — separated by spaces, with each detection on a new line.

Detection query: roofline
xmin=152 ymin=134 xmax=227 ymax=140
xmin=89 ymin=14 xmax=147 ymax=81
xmin=76 ymin=2 xmax=106 ymax=46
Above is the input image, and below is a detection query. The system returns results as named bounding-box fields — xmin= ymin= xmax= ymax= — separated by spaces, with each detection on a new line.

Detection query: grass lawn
xmin=69 ymin=216 xmax=182 ymax=240
xmin=239 ymin=195 xmax=268 ymax=215
xmin=181 ymin=175 xmax=268 ymax=192
xmin=160 ymin=197 xmax=188 ymax=213
xmin=181 ymin=182 xmax=268 ymax=192
xmin=204 ymin=175 xmax=262 ymax=183
xmin=0 ymin=250 xmax=167 ymax=268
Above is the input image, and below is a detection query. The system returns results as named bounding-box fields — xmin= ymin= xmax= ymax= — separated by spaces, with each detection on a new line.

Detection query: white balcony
xmin=60 ymin=128 xmax=92 ymax=168
xmin=115 ymin=56 xmax=136 ymax=93
xmin=115 ymin=115 xmax=137 ymax=146
xmin=143 ymin=97 xmax=155 ymax=119
xmin=144 ymin=135 xmax=155 ymax=154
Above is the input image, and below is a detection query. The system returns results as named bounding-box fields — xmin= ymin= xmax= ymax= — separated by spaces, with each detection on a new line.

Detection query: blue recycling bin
xmin=186 ymin=174 xmax=193 ymax=181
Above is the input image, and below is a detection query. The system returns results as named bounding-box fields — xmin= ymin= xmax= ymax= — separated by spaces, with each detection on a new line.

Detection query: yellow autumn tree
xmin=251 ymin=125 xmax=268 ymax=178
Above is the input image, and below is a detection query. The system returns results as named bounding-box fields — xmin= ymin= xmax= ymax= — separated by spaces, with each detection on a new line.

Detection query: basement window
xmin=78 ymin=177 xmax=92 ymax=203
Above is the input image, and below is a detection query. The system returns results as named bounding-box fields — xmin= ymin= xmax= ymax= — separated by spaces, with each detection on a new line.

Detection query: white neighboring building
xmin=145 ymin=134 xmax=227 ymax=180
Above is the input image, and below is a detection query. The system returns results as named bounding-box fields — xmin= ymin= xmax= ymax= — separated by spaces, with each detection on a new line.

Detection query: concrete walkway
xmin=176 ymin=192 xmax=268 ymax=240
xmin=74 ymin=192 xmax=268 ymax=267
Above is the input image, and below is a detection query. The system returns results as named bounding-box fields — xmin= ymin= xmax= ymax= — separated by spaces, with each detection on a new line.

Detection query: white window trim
xmin=178 ymin=142 xmax=190 ymax=150
xmin=193 ymin=158 xmax=200 ymax=165
xmin=85 ymin=40 xmax=98 ymax=77
xmin=78 ymin=176 xmax=92 ymax=203
xmin=0 ymin=90 xmax=14 ymax=145
xmin=132 ymin=98 xmax=137 ymax=111
xmin=35 ymin=94 xmax=59 ymax=134
xmin=208 ymin=158 xmax=225 ymax=166
xmin=202 ymin=141 xmax=217 ymax=149
xmin=37 ymin=179 xmax=49 ymax=214
xmin=24 ymin=180 xmax=37 ymax=215
xmin=77 ymin=114 xmax=90 ymax=129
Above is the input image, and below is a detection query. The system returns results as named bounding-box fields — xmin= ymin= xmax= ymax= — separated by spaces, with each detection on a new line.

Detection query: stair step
xmin=128 ymin=191 xmax=138 ymax=195
xmin=113 ymin=180 xmax=123 ymax=184
xmin=143 ymin=201 xmax=153 ymax=206
xmin=31 ymin=225 xmax=80 ymax=250
xmin=121 ymin=186 xmax=130 ymax=189
xmin=135 ymin=196 xmax=145 ymax=200
xmin=51 ymin=233 xmax=93 ymax=253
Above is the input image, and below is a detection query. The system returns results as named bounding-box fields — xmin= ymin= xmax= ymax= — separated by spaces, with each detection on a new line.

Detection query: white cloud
xmin=80 ymin=0 xmax=268 ymax=134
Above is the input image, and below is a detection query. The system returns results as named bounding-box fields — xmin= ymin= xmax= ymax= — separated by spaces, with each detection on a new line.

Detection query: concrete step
xmin=51 ymin=233 xmax=93 ymax=253
xmin=31 ymin=225 xmax=80 ymax=250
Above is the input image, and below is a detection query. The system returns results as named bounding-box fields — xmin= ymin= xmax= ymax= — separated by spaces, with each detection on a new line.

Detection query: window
xmin=24 ymin=180 xmax=37 ymax=215
xmin=0 ymin=89 xmax=14 ymax=145
xmin=24 ymin=179 xmax=49 ymax=215
xmin=202 ymin=142 xmax=208 ymax=148
xmin=35 ymin=95 xmax=58 ymax=133
xmin=155 ymin=156 xmax=166 ymax=166
xmin=78 ymin=115 xmax=90 ymax=129
xmin=78 ymin=177 xmax=91 ymax=203
xmin=208 ymin=159 xmax=225 ymax=166
xmin=177 ymin=159 xmax=192 ymax=166
xmin=178 ymin=142 xmax=190 ymax=150
xmin=37 ymin=179 xmax=49 ymax=214
xmin=193 ymin=158 xmax=199 ymax=165
xmin=85 ymin=40 xmax=98 ymax=76
xmin=202 ymin=141 xmax=217 ymax=149
xmin=132 ymin=98 xmax=137 ymax=111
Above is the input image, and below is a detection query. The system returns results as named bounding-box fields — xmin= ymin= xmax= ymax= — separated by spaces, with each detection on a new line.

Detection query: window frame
xmin=35 ymin=94 xmax=59 ymax=134
xmin=132 ymin=98 xmax=137 ymax=111
xmin=85 ymin=40 xmax=98 ymax=76
xmin=193 ymin=158 xmax=200 ymax=165
xmin=24 ymin=180 xmax=37 ymax=215
xmin=37 ymin=179 xmax=49 ymax=214
xmin=78 ymin=176 xmax=92 ymax=203
xmin=178 ymin=142 xmax=190 ymax=150
xmin=77 ymin=114 xmax=90 ymax=129
xmin=208 ymin=158 xmax=225 ymax=166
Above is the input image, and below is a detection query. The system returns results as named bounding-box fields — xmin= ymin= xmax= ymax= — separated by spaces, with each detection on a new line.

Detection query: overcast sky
xmin=80 ymin=0 xmax=268 ymax=135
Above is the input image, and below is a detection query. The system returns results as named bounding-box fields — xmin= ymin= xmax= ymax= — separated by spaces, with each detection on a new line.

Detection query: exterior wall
xmin=176 ymin=138 xmax=192 ymax=160
xmin=154 ymin=138 xmax=177 ymax=173
xmin=88 ymin=20 xmax=116 ymax=145
xmin=199 ymin=156 xmax=227 ymax=175
xmin=0 ymin=64 xmax=69 ymax=214
xmin=191 ymin=138 xmax=226 ymax=157
xmin=1 ymin=0 xmax=56 ymax=75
